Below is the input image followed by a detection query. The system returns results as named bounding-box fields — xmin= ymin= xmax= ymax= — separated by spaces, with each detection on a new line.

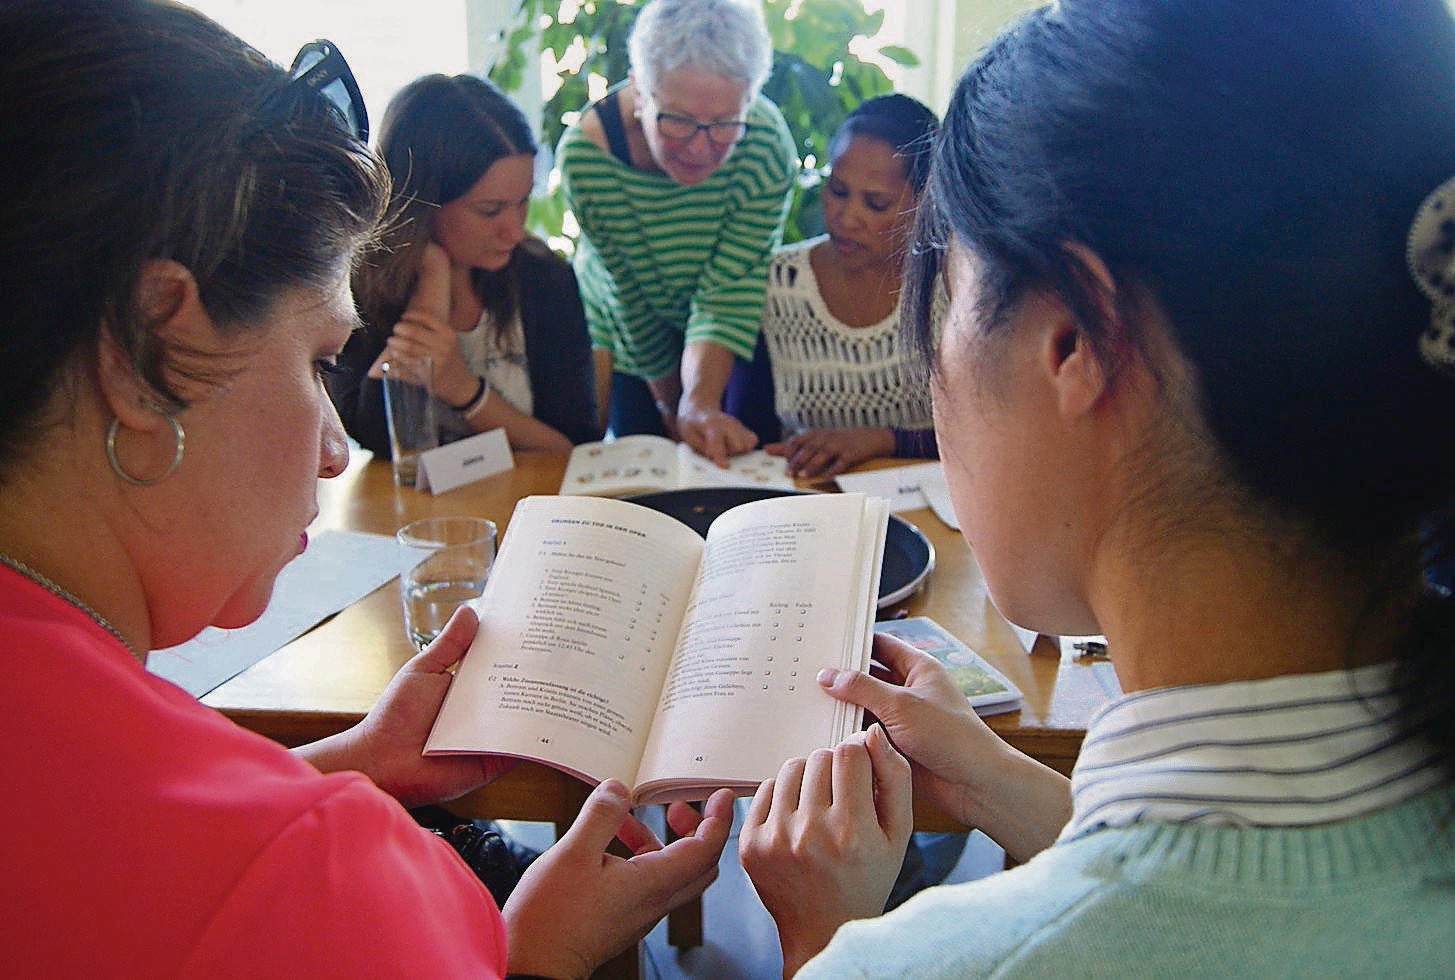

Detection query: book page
xmin=425 ymin=495 xmax=705 ymax=787
xmin=675 ymin=442 xmax=794 ymax=491
xmin=558 ymin=434 xmax=680 ymax=496
xmin=633 ymin=493 xmax=887 ymax=802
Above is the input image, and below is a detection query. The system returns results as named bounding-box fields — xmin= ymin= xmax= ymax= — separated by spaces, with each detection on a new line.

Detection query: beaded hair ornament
xmin=1406 ymin=176 xmax=1455 ymax=374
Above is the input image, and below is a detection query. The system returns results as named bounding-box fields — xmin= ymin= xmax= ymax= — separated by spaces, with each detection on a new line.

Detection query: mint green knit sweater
xmin=799 ymin=784 xmax=1455 ymax=978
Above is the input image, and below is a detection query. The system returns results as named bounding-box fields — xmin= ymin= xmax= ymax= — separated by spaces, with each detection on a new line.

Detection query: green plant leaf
xmin=876 ymin=44 xmax=921 ymax=67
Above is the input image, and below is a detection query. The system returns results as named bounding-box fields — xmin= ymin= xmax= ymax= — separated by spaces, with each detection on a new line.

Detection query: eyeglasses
xmin=286 ymin=39 xmax=368 ymax=142
xmin=654 ymin=111 xmax=748 ymax=147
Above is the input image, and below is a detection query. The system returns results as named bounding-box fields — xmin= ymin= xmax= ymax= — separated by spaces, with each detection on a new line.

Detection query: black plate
xmin=624 ymin=487 xmax=934 ymax=609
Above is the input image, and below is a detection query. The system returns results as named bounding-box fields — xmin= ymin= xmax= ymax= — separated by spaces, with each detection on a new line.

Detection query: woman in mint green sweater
xmin=738 ymin=2 xmax=1455 ymax=976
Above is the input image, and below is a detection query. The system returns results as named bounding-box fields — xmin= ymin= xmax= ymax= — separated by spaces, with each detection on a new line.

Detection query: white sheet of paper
xmin=834 ymin=462 xmax=942 ymax=513
xmin=1092 ymin=661 xmax=1124 ymax=699
xmin=416 ymin=428 xmax=513 ymax=494
xmin=148 ymin=529 xmax=399 ymax=696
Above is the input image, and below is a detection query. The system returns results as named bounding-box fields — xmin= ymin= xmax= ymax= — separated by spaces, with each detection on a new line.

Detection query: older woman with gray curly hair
xmin=558 ymin=0 xmax=797 ymax=464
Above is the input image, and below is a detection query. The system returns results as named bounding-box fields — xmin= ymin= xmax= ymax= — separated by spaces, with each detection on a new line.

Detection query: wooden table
xmin=204 ymin=450 xmax=1108 ymax=968
xmin=208 ymin=451 xmax=1105 ymax=770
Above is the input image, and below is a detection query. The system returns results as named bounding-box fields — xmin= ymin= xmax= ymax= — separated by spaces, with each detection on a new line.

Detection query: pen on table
xmin=1072 ymin=640 xmax=1109 ymax=659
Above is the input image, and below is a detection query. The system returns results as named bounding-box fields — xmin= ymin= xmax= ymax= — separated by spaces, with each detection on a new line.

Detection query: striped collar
xmin=1059 ymin=664 xmax=1442 ymax=842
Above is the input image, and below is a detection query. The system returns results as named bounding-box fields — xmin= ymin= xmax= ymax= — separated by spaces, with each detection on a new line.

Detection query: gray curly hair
xmin=628 ymin=0 xmax=774 ymax=98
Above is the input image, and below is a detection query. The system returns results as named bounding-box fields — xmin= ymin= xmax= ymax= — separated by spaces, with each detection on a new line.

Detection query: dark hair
xmin=829 ymin=93 xmax=940 ymax=194
xmin=905 ymin=0 xmax=1455 ymax=777
xmin=0 ymin=0 xmax=388 ymax=473
xmin=354 ymin=74 xmax=537 ymax=340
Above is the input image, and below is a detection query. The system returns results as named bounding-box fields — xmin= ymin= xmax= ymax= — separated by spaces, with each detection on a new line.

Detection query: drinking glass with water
xmin=381 ymin=354 xmax=439 ymax=488
xmin=396 ymin=516 xmax=496 ymax=648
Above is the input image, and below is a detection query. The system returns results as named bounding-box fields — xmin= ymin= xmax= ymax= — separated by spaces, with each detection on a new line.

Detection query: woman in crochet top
xmin=761 ymin=94 xmax=940 ymax=478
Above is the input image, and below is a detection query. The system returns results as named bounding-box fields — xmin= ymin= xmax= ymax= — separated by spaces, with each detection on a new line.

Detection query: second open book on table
xmin=558 ymin=433 xmax=793 ymax=497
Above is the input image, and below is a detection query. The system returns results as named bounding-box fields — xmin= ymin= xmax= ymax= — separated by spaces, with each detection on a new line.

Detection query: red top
xmin=0 ymin=565 xmax=508 ymax=977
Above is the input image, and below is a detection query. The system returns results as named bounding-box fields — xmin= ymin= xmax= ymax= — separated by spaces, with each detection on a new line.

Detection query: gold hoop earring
xmin=105 ymin=415 xmax=185 ymax=487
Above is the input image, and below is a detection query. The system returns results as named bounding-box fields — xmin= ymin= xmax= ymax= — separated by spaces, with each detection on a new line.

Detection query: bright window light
xmin=186 ymin=0 xmax=471 ymax=141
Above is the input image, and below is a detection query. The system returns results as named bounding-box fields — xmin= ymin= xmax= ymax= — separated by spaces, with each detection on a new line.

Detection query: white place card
xmin=416 ymin=427 xmax=514 ymax=494
xmin=835 ymin=461 xmax=945 ymax=514
xmin=919 ymin=467 xmax=959 ymax=529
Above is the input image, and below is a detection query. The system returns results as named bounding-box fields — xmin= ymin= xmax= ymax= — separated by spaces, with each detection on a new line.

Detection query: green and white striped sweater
xmin=557 ymin=89 xmax=796 ymax=379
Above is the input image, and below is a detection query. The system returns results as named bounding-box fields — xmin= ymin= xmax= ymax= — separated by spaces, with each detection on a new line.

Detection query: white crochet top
xmin=760 ymin=236 xmax=933 ymax=436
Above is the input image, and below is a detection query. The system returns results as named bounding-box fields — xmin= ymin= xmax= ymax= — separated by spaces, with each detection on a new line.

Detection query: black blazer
xmin=330 ymin=238 xmax=602 ymax=456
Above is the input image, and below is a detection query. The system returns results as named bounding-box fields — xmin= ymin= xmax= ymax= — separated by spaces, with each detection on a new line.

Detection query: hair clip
xmin=1405 ymin=175 xmax=1455 ymax=374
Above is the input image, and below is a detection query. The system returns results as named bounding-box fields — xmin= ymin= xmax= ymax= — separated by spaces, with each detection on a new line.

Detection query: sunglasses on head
xmin=285 ymin=39 xmax=368 ymax=142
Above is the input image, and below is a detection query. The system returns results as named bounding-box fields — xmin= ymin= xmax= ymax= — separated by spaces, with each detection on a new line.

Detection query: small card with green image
xmin=873 ymin=616 xmax=1023 ymax=715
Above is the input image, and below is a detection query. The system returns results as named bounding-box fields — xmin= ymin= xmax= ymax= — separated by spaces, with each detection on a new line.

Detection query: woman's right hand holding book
xmin=816 ymin=633 xmax=1072 ymax=865
xmin=739 ymin=635 xmax=1077 ymax=975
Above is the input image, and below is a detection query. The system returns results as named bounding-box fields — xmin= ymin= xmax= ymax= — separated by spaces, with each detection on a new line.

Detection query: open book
xmin=425 ymin=491 xmax=889 ymax=805
xmin=559 ymin=433 xmax=794 ymax=497
xmin=873 ymin=616 xmax=1023 ymax=716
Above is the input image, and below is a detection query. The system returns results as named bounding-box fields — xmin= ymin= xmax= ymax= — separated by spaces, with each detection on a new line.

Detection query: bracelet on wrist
xmin=447 ymin=375 xmax=487 ymax=412
xmin=461 ymin=376 xmax=492 ymax=422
